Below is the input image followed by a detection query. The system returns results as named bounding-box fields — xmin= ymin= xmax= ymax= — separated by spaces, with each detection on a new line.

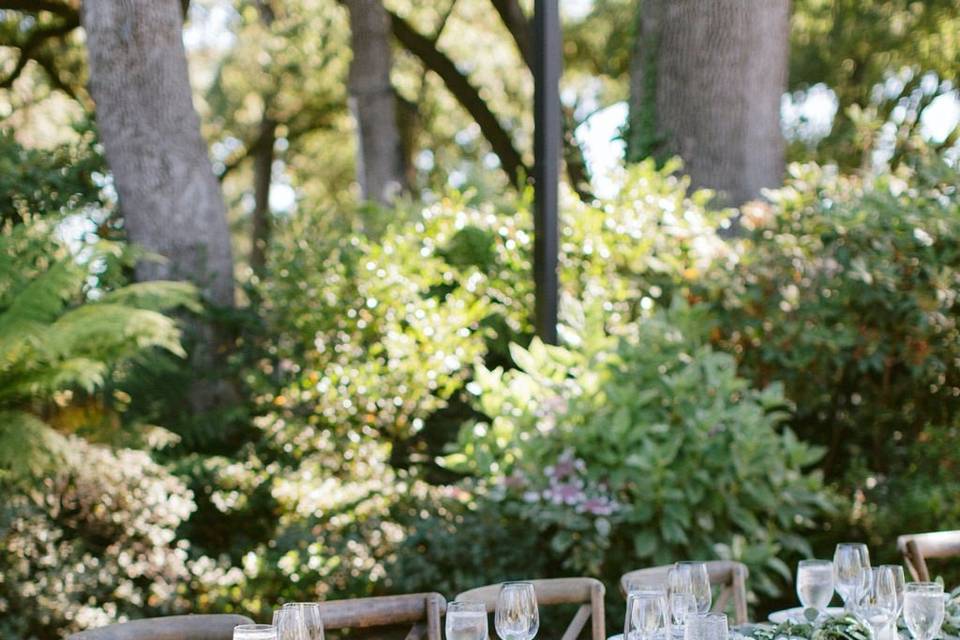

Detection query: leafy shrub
xmin=0 ymin=438 xmax=196 ymax=639
xmin=444 ymin=302 xmax=830 ymax=598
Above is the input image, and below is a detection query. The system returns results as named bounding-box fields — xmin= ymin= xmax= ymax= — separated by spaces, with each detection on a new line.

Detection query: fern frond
xmin=97 ymin=280 xmax=201 ymax=313
xmin=51 ymin=304 xmax=187 ymax=359
xmin=0 ymin=410 xmax=68 ymax=480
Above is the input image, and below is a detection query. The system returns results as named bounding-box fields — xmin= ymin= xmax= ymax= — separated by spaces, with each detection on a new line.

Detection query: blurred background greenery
xmin=1 ymin=0 xmax=959 ymax=638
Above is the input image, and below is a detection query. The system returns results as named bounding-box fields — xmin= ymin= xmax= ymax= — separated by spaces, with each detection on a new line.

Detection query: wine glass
xmin=447 ymin=601 xmax=488 ymax=640
xmin=671 ymin=562 xmax=712 ymax=614
xmin=833 ymin=543 xmax=870 ymax=611
xmin=495 ymin=582 xmax=539 ymax=640
xmin=274 ymin=602 xmax=324 ymax=640
xmin=668 ymin=592 xmax=698 ymax=639
xmin=684 ymin=613 xmax=728 ymax=640
xmin=903 ymin=582 xmax=945 ymax=640
xmin=625 ymin=588 xmax=670 ymax=640
xmin=879 ymin=564 xmax=906 ymax=618
xmin=858 ymin=567 xmax=900 ymax=640
xmin=796 ymin=559 xmax=834 ymax=620
xmin=234 ymin=625 xmax=279 ymax=640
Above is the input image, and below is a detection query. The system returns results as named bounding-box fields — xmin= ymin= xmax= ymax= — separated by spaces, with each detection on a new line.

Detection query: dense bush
xmin=0 ymin=439 xmax=195 ymax=638
xmin=443 ymin=302 xmax=830 ymax=598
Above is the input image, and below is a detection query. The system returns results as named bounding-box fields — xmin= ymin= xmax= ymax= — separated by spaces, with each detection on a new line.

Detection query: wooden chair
xmin=897 ymin=530 xmax=960 ymax=581
xmin=619 ymin=560 xmax=749 ymax=626
xmin=66 ymin=614 xmax=255 ymax=640
xmin=455 ymin=577 xmax=605 ymax=640
xmin=310 ymin=593 xmax=446 ymax=640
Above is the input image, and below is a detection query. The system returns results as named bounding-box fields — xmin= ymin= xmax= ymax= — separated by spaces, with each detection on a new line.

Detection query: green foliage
xmin=747 ymin=614 xmax=872 ymax=640
xmin=0 ymin=215 xmax=198 ymax=478
xmin=0 ymin=438 xmax=196 ymax=639
xmin=446 ymin=301 xmax=829 ymax=599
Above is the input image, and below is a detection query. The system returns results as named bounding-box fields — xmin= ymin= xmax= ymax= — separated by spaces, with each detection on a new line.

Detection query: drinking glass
xmin=903 ymin=582 xmax=945 ymax=640
xmin=234 ymin=625 xmax=279 ymax=640
xmin=625 ymin=588 xmax=670 ymax=640
xmin=274 ymin=603 xmax=324 ymax=640
xmin=495 ymin=582 xmax=539 ymax=640
xmin=796 ymin=559 xmax=834 ymax=618
xmin=879 ymin=564 xmax=906 ymax=617
xmin=833 ymin=543 xmax=870 ymax=611
xmin=447 ymin=601 xmax=489 ymax=640
xmin=668 ymin=592 xmax=698 ymax=638
xmin=671 ymin=562 xmax=712 ymax=614
xmin=683 ymin=613 xmax=728 ymax=640
xmin=857 ymin=567 xmax=900 ymax=640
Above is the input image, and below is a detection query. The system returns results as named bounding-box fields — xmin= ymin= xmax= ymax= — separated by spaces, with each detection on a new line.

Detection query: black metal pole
xmin=533 ymin=0 xmax=560 ymax=345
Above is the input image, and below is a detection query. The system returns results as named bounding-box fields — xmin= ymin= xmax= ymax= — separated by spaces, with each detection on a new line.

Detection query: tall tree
xmin=628 ymin=0 xmax=790 ymax=205
xmin=344 ymin=0 xmax=406 ymax=205
xmin=82 ymin=0 xmax=234 ymax=308
xmin=82 ymin=0 xmax=236 ymax=410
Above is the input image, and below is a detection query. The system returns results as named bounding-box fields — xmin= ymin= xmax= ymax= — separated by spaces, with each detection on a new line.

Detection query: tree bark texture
xmin=82 ymin=0 xmax=235 ymax=307
xmin=628 ymin=0 xmax=789 ymax=205
xmin=251 ymin=117 xmax=276 ymax=276
xmin=345 ymin=0 xmax=406 ymax=205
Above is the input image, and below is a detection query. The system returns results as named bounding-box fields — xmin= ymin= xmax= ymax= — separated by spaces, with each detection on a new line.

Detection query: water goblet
xmin=446 ymin=601 xmax=488 ymax=640
xmin=625 ymin=588 xmax=670 ymax=640
xmin=903 ymin=582 xmax=945 ymax=640
xmin=495 ymin=582 xmax=539 ymax=640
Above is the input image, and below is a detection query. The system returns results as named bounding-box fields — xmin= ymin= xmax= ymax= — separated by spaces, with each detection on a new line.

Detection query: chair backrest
xmin=454 ymin=577 xmax=605 ymax=640
xmin=619 ymin=560 xmax=750 ymax=626
xmin=311 ymin=593 xmax=446 ymax=640
xmin=897 ymin=530 xmax=960 ymax=581
xmin=66 ymin=614 xmax=255 ymax=640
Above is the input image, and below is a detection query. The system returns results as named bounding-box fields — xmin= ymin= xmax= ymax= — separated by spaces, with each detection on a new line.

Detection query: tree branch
xmin=389 ymin=10 xmax=528 ymax=187
xmin=490 ymin=0 xmax=532 ymax=70
xmin=0 ymin=15 xmax=79 ymax=89
xmin=0 ymin=0 xmax=76 ymax=18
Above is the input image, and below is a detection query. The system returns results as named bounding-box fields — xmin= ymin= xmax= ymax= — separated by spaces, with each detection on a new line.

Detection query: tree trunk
xmin=628 ymin=0 xmax=790 ymax=205
xmin=251 ymin=117 xmax=276 ymax=276
xmin=82 ymin=0 xmax=235 ymax=307
xmin=83 ymin=0 xmax=237 ymax=412
xmin=344 ymin=0 xmax=406 ymax=205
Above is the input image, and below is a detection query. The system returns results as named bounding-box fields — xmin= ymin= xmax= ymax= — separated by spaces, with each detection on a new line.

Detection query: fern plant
xmin=0 ymin=215 xmax=199 ymax=479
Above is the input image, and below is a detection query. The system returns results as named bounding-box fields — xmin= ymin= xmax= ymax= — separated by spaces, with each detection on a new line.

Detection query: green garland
xmin=745 ymin=614 xmax=872 ymax=640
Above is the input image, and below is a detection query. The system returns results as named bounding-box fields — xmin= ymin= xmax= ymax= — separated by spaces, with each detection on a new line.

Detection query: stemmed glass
xmin=903 ymin=582 xmax=946 ymax=640
xmin=684 ymin=613 xmax=728 ymax=640
xmin=274 ymin=603 xmax=324 ymax=640
xmin=833 ymin=543 xmax=870 ymax=611
xmin=446 ymin=601 xmax=488 ymax=640
xmin=796 ymin=559 xmax=835 ymax=620
xmin=624 ymin=588 xmax=670 ymax=640
xmin=495 ymin=582 xmax=539 ymax=640
xmin=671 ymin=562 xmax=712 ymax=614
xmin=234 ymin=625 xmax=279 ymax=640
xmin=857 ymin=567 xmax=900 ymax=640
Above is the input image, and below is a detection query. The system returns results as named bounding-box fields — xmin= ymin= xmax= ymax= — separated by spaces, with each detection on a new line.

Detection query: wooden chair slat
xmin=619 ymin=560 xmax=750 ymax=626
xmin=560 ymin=604 xmax=592 ymax=640
xmin=66 ymin=614 xmax=255 ymax=640
xmin=897 ymin=531 xmax=960 ymax=582
xmin=456 ymin=577 xmax=606 ymax=640
xmin=313 ymin=592 xmax=446 ymax=640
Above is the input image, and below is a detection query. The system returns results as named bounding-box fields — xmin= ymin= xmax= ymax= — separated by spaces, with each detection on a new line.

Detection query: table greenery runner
xmin=745 ymin=584 xmax=960 ymax=640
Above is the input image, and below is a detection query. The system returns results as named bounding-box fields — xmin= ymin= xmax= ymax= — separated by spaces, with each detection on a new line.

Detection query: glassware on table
xmin=668 ymin=592 xmax=698 ymax=639
xmin=274 ymin=602 xmax=324 ymax=640
xmin=879 ymin=564 xmax=906 ymax=617
xmin=671 ymin=562 xmax=712 ymax=615
xmin=625 ymin=588 xmax=670 ymax=640
xmin=446 ymin=601 xmax=489 ymax=640
xmin=234 ymin=624 xmax=279 ymax=640
xmin=857 ymin=566 xmax=900 ymax=640
xmin=833 ymin=543 xmax=871 ymax=611
xmin=495 ymin=582 xmax=539 ymax=640
xmin=903 ymin=582 xmax=946 ymax=640
xmin=796 ymin=559 xmax=835 ymax=619
xmin=683 ymin=613 xmax=728 ymax=640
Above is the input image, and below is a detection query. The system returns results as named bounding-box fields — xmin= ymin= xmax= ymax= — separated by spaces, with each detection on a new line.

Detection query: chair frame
xmin=66 ymin=614 xmax=255 ymax=640
xmin=619 ymin=560 xmax=749 ymax=626
xmin=455 ymin=577 xmax=605 ymax=640
xmin=311 ymin=593 xmax=446 ymax=640
xmin=897 ymin=530 xmax=960 ymax=582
